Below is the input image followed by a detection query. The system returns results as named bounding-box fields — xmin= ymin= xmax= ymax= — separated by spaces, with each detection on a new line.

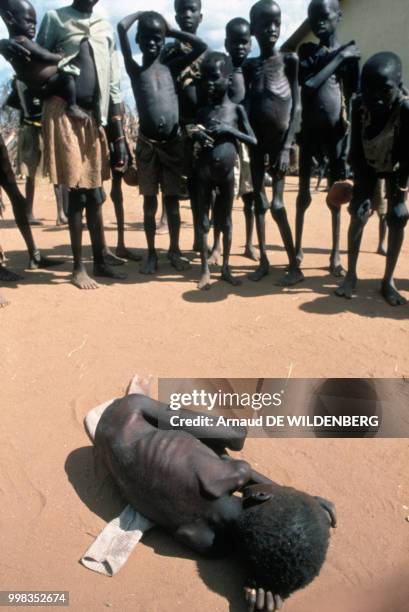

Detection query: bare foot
xmin=140 ymin=252 xmax=158 ymax=275
xmin=93 ymin=263 xmax=126 ymax=280
xmin=103 ymin=249 xmax=126 ymax=266
xmin=296 ymin=248 xmax=304 ymax=265
xmin=221 ymin=265 xmax=241 ymax=286
xmin=67 ymin=104 xmax=90 ymax=123
xmin=0 ymin=293 xmax=10 ymax=308
xmin=168 ymin=252 xmax=190 ymax=272
xmin=243 ymin=245 xmax=259 ymax=261
xmin=248 ymin=257 xmax=269 ymax=281
xmin=381 ymin=280 xmax=407 ymax=306
xmin=198 ymin=270 xmax=211 ymax=290
xmin=156 ymin=221 xmax=169 ymax=235
xmin=208 ymin=248 xmax=222 ymax=266
xmin=28 ymin=252 xmax=64 ymax=269
xmin=335 ymin=273 xmax=357 ymax=299
xmin=115 ymin=246 xmax=142 ymax=262
xmin=72 ymin=267 xmax=99 ymax=290
xmin=56 ymin=214 xmax=68 ymax=226
xmin=127 ymin=374 xmax=154 ymax=396
xmin=329 ymin=260 xmax=346 ymax=277
xmin=0 ymin=266 xmax=23 ymax=281
xmin=377 ymin=246 xmax=387 ymax=256
xmin=276 ymin=268 xmax=304 ymax=287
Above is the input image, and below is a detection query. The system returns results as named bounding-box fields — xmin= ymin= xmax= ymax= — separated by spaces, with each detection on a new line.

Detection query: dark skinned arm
xmin=304 ymin=41 xmax=360 ymax=91
xmin=14 ymin=37 xmax=62 ymax=63
xmin=208 ymin=104 xmax=257 ymax=147
xmin=278 ymin=53 xmax=301 ymax=173
xmin=0 ymin=38 xmax=31 ymax=61
xmin=165 ymin=26 xmax=207 ymax=74
xmin=117 ymin=12 xmax=142 ymax=77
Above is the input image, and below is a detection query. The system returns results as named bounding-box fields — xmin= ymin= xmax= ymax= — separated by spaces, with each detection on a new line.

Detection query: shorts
xmin=136 ymin=132 xmax=184 ymax=197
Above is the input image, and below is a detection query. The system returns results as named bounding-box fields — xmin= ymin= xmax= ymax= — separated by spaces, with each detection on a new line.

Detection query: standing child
xmin=117 ymin=10 xmax=207 ymax=274
xmin=336 ymin=53 xmax=409 ymax=306
xmin=244 ymin=0 xmax=303 ymax=286
xmin=295 ymin=0 xmax=360 ymax=276
xmin=193 ymin=52 xmax=257 ymax=289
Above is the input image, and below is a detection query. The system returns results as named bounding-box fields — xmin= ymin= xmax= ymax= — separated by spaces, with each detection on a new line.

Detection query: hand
xmin=208 ymin=121 xmax=233 ymax=138
xmin=339 ymin=43 xmax=360 ymax=61
xmin=277 ymin=148 xmax=290 ymax=174
xmin=113 ymin=138 xmax=128 ymax=172
xmin=244 ymin=587 xmax=283 ymax=611
xmin=194 ymin=128 xmax=214 ymax=148
xmin=0 ymin=38 xmax=31 ymax=61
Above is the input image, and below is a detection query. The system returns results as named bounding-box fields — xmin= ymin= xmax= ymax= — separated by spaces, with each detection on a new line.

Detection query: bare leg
xmin=249 ymin=149 xmax=270 ymax=280
xmin=54 ymin=184 xmax=68 ymax=225
xmin=242 ymin=192 xmax=258 ymax=261
xmin=295 ymin=144 xmax=313 ymax=264
xmin=381 ymin=199 xmax=408 ymax=306
xmin=336 ymin=175 xmax=376 ymax=299
xmin=110 ymin=172 xmax=141 ymax=261
xmin=188 ymin=175 xmax=201 ymax=252
xmin=85 ymin=195 xmax=126 ymax=281
xmin=197 ymin=181 xmax=212 ymax=290
xmin=377 ymin=214 xmax=387 ymax=256
xmin=68 ymin=190 xmax=99 ymax=290
xmin=48 ymin=73 xmax=90 ymax=123
xmin=327 ymin=144 xmax=347 ymax=277
xmin=271 ymin=174 xmax=304 ymax=286
xmin=2 ymin=179 xmax=61 ymax=269
xmin=208 ymin=195 xmax=222 ymax=265
xmin=219 ymin=173 xmax=241 ymax=287
xmin=26 ymin=177 xmax=42 ymax=225
xmin=165 ymin=195 xmax=190 ymax=271
xmin=140 ymin=195 xmax=158 ymax=274
xmin=156 ymin=198 xmax=169 ymax=235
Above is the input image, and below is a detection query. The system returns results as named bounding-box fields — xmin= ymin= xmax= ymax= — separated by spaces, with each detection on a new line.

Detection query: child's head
xmin=249 ymin=0 xmax=281 ymax=51
xmin=200 ymin=51 xmax=233 ymax=101
xmin=225 ymin=18 xmax=251 ymax=65
xmin=361 ymin=52 xmax=403 ymax=114
xmin=235 ymin=484 xmax=332 ymax=600
xmin=174 ymin=0 xmax=202 ymax=34
xmin=136 ymin=12 xmax=167 ymax=59
xmin=308 ymin=0 xmax=341 ymax=41
xmin=72 ymin=0 xmax=100 ymax=13
xmin=0 ymin=0 xmax=36 ymax=39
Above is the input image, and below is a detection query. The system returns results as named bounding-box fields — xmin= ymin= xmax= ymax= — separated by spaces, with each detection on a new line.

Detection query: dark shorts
xmin=0 ymin=134 xmax=16 ymax=188
xmin=136 ymin=133 xmax=184 ymax=197
xmin=349 ymin=170 xmax=398 ymax=217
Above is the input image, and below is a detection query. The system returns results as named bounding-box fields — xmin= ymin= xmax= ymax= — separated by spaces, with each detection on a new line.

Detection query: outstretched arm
xmin=303 ymin=41 xmax=360 ymax=91
xmin=166 ymin=26 xmax=207 ymax=73
xmin=117 ymin=12 xmax=142 ymax=75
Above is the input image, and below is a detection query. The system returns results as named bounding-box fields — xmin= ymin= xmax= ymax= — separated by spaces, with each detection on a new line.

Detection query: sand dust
xmin=1 ymin=178 xmax=408 ymax=611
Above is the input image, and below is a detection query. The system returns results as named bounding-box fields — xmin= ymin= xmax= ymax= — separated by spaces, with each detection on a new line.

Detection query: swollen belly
xmin=249 ymin=98 xmax=290 ymax=141
xmin=202 ymin=142 xmax=237 ymax=179
xmin=138 ymin=105 xmax=179 ymax=140
xmin=302 ymin=84 xmax=343 ymax=132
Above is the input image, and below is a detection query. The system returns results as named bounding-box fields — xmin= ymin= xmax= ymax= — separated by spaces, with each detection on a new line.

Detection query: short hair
xmin=226 ymin=17 xmax=251 ymax=37
xmin=250 ymin=0 xmax=280 ymax=25
xmin=236 ymin=487 xmax=330 ymax=599
xmin=308 ymin=0 xmax=340 ymax=11
xmin=201 ymin=51 xmax=233 ymax=77
xmin=137 ymin=11 xmax=167 ymax=35
xmin=174 ymin=0 xmax=202 ymax=12
xmin=362 ymin=52 xmax=402 ymax=83
xmin=0 ymin=0 xmax=34 ymax=15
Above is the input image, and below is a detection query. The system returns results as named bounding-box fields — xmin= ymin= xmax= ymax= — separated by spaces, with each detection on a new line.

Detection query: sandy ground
xmin=1 ymin=177 xmax=409 ymax=612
